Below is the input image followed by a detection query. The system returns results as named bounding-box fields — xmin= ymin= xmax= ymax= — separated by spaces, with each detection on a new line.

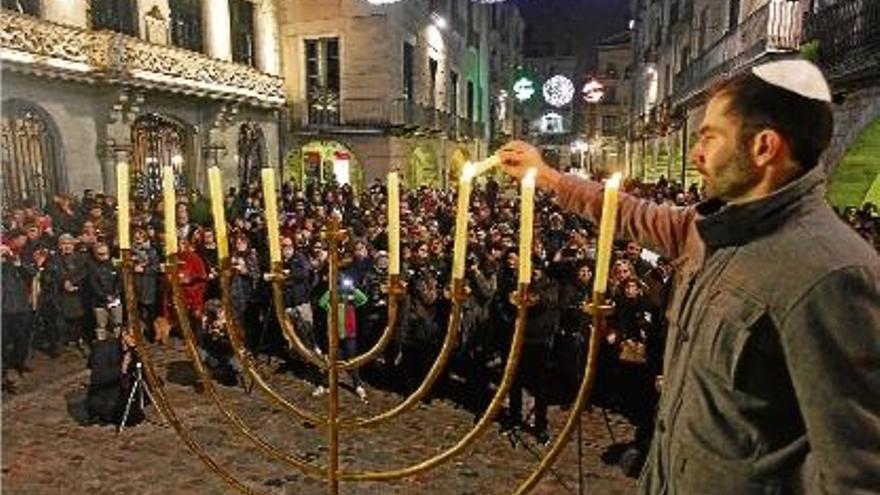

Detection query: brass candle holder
xmin=120 ymin=210 xmax=610 ymax=495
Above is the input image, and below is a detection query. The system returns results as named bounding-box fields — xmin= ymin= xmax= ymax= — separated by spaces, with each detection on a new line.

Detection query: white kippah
xmin=751 ymin=59 xmax=832 ymax=102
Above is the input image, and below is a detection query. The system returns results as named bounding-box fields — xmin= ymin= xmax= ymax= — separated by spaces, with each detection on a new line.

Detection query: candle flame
xmin=523 ymin=167 xmax=537 ymax=187
xmin=461 ymin=162 xmax=476 ymax=182
xmin=607 ymin=172 xmax=622 ymax=188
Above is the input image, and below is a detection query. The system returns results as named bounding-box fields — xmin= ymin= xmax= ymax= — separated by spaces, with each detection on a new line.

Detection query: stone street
xmin=2 ymin=342 xmax=638 ymax=495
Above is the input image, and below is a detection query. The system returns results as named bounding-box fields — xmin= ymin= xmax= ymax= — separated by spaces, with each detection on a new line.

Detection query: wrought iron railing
xmin=672 ymin=0 xmax=801 ymax=104
xmin=0 ymin=9 xmax=285 ymax=106
xmin=804 ymin=0 xmax=880 ymax=85
xmin=295 ymin=97 xmax=484 ymax=139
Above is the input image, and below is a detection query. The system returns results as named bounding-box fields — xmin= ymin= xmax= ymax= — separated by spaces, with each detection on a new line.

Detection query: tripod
xmin=117 ymin=362 xmax=157 ymax=434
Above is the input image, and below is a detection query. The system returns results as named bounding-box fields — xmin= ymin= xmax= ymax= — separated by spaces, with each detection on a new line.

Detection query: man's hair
xmin=710 ymin=71 xmax=834 ymax=171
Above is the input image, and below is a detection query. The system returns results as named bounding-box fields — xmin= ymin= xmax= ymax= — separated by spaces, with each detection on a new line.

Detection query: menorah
xmin=114 ymin=158 xmax=622 ymax=494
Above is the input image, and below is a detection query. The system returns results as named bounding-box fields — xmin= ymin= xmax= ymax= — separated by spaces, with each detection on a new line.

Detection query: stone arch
xmin=1 ymin=98 xmax=65 ymax=208
xmin=131 ymin=113 xmax=191 ymax=201
xmin=299 ymin=140 xmax=365 ymax=192
xmin=827 ymin=116 xmax=880 ymax=208
xmin=405 ymin=143 xmax=441 ymax=189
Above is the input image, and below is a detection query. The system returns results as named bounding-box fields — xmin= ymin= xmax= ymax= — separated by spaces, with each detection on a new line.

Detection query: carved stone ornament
xmin=0 ymin=10 xmax=284 ymax=107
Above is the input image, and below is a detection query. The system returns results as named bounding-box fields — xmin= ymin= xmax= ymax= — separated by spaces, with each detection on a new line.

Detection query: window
xmin=305 ymin=38 xmax=341 ymax=124
xmin=728 ymin=0 xmax=740 ymax=31
xmin=604 ymin=86 xmax=617 ymax=104
xmin=90 ymin=0 xmax=137 ymax=36
xmin=602 ymin=115 xmax=618 ymax=134
xmin=2 ymin=0 xmax=40 ymax=16
xmin=429 ymin=58 xmax=438 ymax=108
xmin=606 ymin=63 xmax=618 ymax=78
xmin=698 ymin=8 xmax=708 ymax=52
xmin=170 ymin=0 xmax=202 ymax=52
xmin=230 ymin=0 xmax=255 ymax=66
xmin=403 ymin=42 xmax=415 ymax=101
xmin=466 ymin=80 xmax=475 ymax=121
xmin=450 ymin=70 xmax=459 ymax=115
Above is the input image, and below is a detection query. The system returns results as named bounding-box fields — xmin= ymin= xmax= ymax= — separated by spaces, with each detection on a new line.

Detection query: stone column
xmin=254 ymin=0 xmax=281 ymax=75
xmin=202 ymin=0 xmax=232 ymax=61
xmin=42 ymin=0 xmax=89 ymax=28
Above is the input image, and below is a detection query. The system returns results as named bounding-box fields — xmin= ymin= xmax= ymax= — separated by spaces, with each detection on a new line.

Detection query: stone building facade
xmin=1 ymin=0 xmax=284 ymax=207
xmin=627 ymin=0 xmax=879 ymax=206
xmin=277 ymin=0 xmax=523 ymax=190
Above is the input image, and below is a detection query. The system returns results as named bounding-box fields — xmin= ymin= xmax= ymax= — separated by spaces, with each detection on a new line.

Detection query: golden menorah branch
xmin=324 ymin=218 xmax=346 ymax=495
xmin=339 ymin=282 xmax=535 ymax=482
xmin=121 ymin=250 xmax=265 ymax=495
xmin=336 ymin=273 xmax=405 ymax=371
xmin=165 ymin=253 xmax=324 ymax=478
xmin=268 ymin=265 xmax=406 ymax=373
xmin=338 ymin=277 xmax=466 ymax=428
xmin=513 ymin=290 xmax=612 ymax=495
xmin=268 ymin=262 xmax=329 ymax=370
xmin=218 ymin=257 xmax=325 ymax=425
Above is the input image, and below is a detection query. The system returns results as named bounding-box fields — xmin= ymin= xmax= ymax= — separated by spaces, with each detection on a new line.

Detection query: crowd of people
xmin=2 ymin=170 xmax=877 ymax=468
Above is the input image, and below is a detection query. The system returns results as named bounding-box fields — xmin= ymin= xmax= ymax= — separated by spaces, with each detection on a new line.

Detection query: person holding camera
xmin=317 ymin=274 xmax=369 ymax=401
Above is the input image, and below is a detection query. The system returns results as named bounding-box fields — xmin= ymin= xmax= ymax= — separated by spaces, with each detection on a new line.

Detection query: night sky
xmin=513 ymin=0 xmax=631 ymax=72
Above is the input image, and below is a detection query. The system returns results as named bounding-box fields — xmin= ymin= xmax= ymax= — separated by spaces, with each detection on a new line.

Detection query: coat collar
xmin=695 ymin=165 xmax=827 ymax=248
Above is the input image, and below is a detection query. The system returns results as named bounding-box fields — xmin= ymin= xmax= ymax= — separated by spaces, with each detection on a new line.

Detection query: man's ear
xmin=749 ymin=129 xmax=786 ymax=168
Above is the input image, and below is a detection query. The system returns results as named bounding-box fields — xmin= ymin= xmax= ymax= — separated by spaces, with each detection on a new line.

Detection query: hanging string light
xmin=543 ymin=75 xmax=575 ymax=107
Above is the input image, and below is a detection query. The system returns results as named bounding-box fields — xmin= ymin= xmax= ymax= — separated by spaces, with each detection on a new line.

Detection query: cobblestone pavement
xmin=3 ymin=342 xmax=638 ymax=495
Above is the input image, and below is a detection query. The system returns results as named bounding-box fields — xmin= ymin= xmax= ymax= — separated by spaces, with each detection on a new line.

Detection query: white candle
xmin=451 ymin=163 xmax=475 ymax=279
xmin=162 ymin=166 xmax=177 ymax=256
xmin=261 ymin=168 xmax=281 ymax=264
xmin=387 ymin=171 xmax=400 ymax=275
xmin=593 ymin=173 xmax=622 ymax=294
xmin=208 ymin=167 xmax=229 ymax=260
xmin=518 ymin=168 xmax=537 ymax=284
xmin=116 ymin=161 xmax=130 ymax=250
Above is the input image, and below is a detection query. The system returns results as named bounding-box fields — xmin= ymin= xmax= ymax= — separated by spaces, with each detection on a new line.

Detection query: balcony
xmin=672 ymin=0 xmax=801 ymax=105
xmin=804 ymin=0 xmax=880 ymax=87
xmin=0 ymin=10 xmax=284 ymax=107
xmin=294 ymin=97 xmax=484 ymax=139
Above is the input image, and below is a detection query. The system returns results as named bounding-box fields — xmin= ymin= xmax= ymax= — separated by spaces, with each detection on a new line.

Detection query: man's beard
xmin=702 ymin=146 xmax=762 ymax=202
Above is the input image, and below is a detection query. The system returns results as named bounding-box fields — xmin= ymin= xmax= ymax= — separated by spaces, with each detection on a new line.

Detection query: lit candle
xmin=162 ymin=165 xmax=177 ymax=256
xmin=261 ymin=168 xmax=281 ymax=264
xmin=451 ymin=163 xmax=475 ymax=279
xmin=387 ymin=171 xmax=400 ymax=275
xmin=116 ymin=161 xmax=130 ymax=250
xmin=518 ymin=168 xmax=537 ymax=284
xmin=208 ymin=166 xmax=229 ymax=260
xmin=593 ymin=173 xmax=622 ymax=294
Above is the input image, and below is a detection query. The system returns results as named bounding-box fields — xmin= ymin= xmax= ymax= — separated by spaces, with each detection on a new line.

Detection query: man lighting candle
xmin=495 ymin=59 xmax=879 ymax=495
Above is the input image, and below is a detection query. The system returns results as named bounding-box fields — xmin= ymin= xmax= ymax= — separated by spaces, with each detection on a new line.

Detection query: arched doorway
xmin=238 ymin=122 xmax=265 ymax=190
xmin=131 ymin=114 xmax=188 ymax=201
xmin=828 ymin=117 xmax=880 ymax=208
xmin=406 ymin=144 xmax=441 ymax=188
xmin=300 ymin=140 xmax=364 ymax=192
xmin=1 ymin=100 xmax=64 ymax=208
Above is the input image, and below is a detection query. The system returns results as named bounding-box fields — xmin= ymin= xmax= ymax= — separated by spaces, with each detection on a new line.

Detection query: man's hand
xmin=496 ymin=140 xmax=563 ymax=190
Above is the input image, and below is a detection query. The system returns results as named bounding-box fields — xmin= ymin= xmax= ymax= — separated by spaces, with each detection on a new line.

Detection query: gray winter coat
xmin=557 ymin=165 xmax=880 ymax=495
